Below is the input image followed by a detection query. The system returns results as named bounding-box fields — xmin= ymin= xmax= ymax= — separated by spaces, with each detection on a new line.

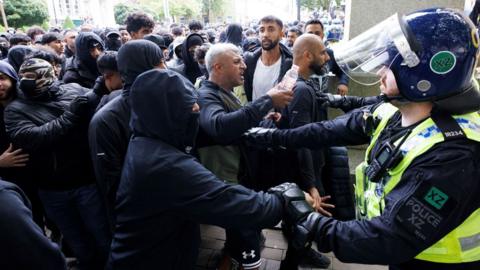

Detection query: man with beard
xmin=197 ymin=43 xmax=294 ymax=270
xmin=244 ymin=18 xmax=332 ymax=268
xmin=63 ymin=30 xmax=78 ymax=58
xmin=285 ymin=27 xmax=302 ymax=48
xmin=243 ymin=15 xmax=293 ymax=102
xmin=88 ymin=40 xmax=167 ymax=230
xmin=41 ymin=33 xmax=65 ymax=57
xmin=62 ymin=32 xmax=104 ymax=88
xmin=304 ymin=19 xmax=349 ymax=96
xmin=280 ymin=34 xmax=379 ymax=269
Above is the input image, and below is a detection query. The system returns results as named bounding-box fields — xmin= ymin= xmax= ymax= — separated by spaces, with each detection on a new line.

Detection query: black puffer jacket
xmin=4 ymin=82 xmax=93 ymax=190
xmin=107 ymin=69 xmax=283 ymax=270
xmin=243 ymin=43 xmax=293 ymax=101
xmin=62 ymin=32 xmax=104 ymax=88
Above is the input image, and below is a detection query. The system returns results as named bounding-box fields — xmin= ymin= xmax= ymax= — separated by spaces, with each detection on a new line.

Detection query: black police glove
xmin=92 ymin=76 xmax=109 ymax=96
xmin=69 ymin=95 xmax=90 ymax=117
xmin=268 ymin=183 xmax=315 ymax=227
xmin=244 ymin=127 xmax=278 ymax=149
xmin=323 ymin=93 xmax=381 ymax=111
xmin=291 ymin=212 xmax=322 ymax=250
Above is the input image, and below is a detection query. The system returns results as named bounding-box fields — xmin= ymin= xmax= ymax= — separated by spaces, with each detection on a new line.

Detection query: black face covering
xmin=198 ymin=63 xmax=208 ymax=77
xmin=19 ymin=78 xmax=38 ymax=97
xmin=184 ymin=112 xmax=199 ymax=153
xmin=106 ymin=38 xmax=122 ymax=51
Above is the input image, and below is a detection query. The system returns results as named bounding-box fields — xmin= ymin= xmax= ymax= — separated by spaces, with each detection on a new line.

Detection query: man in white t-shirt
xmin=243 ymin=16 xmax=293 ymax=102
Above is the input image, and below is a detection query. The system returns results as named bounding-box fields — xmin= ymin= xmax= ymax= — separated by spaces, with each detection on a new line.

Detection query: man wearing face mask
xmin=174 ymin=33 xmax=205 ymax=84
xmin=62 ymin=32 xmax=104 ymax=88
xmin=4 ymin=58 xmax=111 ymax=270
xmin=105 ymin=30 xmax=122 ymax=51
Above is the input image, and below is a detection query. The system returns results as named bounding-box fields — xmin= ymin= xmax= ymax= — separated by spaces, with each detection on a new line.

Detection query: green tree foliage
xmin=167 ymin=0 xmax=200 ymax=21
xmin=63 ymin=16 xmax=75 ymax=29
xmin=299 ymin=0 xmax=331 ymax=11
xmin=201 ymin=0 xmax=225 ymax=22
xmin=4 ymin=0 xmax=49 ymax=28
xmin=114 ymin=3 xmax=159 ymax=25
xmin=114 ymin=3 xmax=137 ymax=25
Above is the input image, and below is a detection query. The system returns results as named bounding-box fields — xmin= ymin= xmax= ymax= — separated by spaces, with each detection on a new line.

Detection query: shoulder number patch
xmin=424 ymin=187 xmax=449 ymax=210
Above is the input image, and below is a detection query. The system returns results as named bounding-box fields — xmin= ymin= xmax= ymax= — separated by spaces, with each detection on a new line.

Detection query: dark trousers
xmin=225 ymin=228 xmax=262 ymax=269
xmin=38 ymin=184 xmax=111 ymax=270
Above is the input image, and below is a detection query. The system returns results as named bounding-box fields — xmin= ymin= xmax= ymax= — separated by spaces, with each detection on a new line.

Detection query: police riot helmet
xmin=335 ymin=8 xmax=480 ymax=104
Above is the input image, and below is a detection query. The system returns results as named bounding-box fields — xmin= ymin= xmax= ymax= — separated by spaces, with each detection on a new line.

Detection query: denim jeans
xmin=38 ymin=184 xmax=111 ymax=270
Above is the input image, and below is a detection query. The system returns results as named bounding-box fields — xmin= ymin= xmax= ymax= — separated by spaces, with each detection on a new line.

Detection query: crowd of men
xmin=0 ymin=7 xmax=479 ymax=270
xmin=0 ymin=11 xmax=356 ymax=270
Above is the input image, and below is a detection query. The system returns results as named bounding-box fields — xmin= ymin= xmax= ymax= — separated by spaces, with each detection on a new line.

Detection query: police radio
xmin=365 ymin=129 xmax=411 ymax=183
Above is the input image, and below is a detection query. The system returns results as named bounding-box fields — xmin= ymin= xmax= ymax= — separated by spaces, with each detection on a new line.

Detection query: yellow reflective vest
xmin=355 ymin=103 xmax=480 ymax=263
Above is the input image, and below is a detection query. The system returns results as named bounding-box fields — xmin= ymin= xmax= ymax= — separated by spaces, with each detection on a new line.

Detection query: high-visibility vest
xmin=355 ymin=103 xmax=480 ymax=263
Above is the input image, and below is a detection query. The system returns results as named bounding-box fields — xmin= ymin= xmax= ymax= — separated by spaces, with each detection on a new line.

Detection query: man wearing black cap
xmin=41 ymin=32 xmax=65 ymax=57
xmin=89 ymin=40 xmax=167 ymax=230
xmin=105 ymin=30 xmax=122 ymax=51
xmin=143 ymin=33 xmax=168 ymax=57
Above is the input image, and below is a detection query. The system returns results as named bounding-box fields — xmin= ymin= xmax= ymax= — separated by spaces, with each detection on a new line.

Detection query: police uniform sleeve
xmin=309 ymin=140 xmax=480 ymax=265
xmin=274 ymin=106 xmax=371 ymax=149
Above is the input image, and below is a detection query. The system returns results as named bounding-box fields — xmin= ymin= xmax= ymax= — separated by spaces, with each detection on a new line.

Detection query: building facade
xmin=46 ymin=0 xmax=116 ymax=28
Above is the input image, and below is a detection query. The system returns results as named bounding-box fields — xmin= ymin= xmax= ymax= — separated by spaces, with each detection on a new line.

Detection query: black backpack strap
xmin=431 ymin=110 xmax=466 ymax=141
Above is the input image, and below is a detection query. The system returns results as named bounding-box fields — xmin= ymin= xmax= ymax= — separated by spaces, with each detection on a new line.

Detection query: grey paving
xmin=197 ymin=225 xmax=387 ymax=270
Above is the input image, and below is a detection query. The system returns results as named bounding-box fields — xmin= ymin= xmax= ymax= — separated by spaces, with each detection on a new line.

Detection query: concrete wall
xmin=344 ymin=0 xmax=467 ymax=40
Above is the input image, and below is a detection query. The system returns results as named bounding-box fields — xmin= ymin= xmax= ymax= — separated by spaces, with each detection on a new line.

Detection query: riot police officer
xmin=247 ymin=8 xmax=480 ymax=270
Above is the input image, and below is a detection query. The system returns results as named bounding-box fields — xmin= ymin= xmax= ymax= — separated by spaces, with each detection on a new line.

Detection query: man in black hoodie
xmin=107 ymin=68 xmax=310 ymax=270
xmin=88 ymin=40 xmax=167 ymax=230
xmin=4 ymin=58 xmax=111 ymax=270
xmin=243 ymin=15 xmax=293 ymax=102
xmin=62 ymin=32 xmax=104 ymax=88
xmin=175 ymin=33 xmax=205 ymax=84
xmin=7 ymin=45 xmax=35 ymax=73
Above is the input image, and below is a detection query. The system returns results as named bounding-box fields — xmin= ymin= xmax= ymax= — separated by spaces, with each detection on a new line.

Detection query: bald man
xmin=280 ymin=34 xmax=380 ymax=268
xmin=280 ymin=33 xmax=334 ymax=269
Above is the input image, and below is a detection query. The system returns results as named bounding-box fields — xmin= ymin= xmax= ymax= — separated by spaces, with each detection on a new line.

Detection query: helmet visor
xmin=334 ymin=13 xmax=419 ymax=86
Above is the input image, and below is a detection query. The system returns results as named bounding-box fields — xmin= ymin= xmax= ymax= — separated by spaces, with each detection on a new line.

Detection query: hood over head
xmin=130 ymin=69 xmax=199 ymax=153
xmin=75 ymin=32 xmax=104 ymax=75
xmin=18 ymin=58 xmax=56 ymax=99
xmin=0 ymin=61 xmax=18 ymax=83
xmin=225 ymin=23 xmax=243 ymax=47
xmin=181 ymin=33 xmax=204 ymax=83
xmin=7 ymin=45 xmax=35 ymax=72
xmin=117 ymin=39 xmax=164 ymax=87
